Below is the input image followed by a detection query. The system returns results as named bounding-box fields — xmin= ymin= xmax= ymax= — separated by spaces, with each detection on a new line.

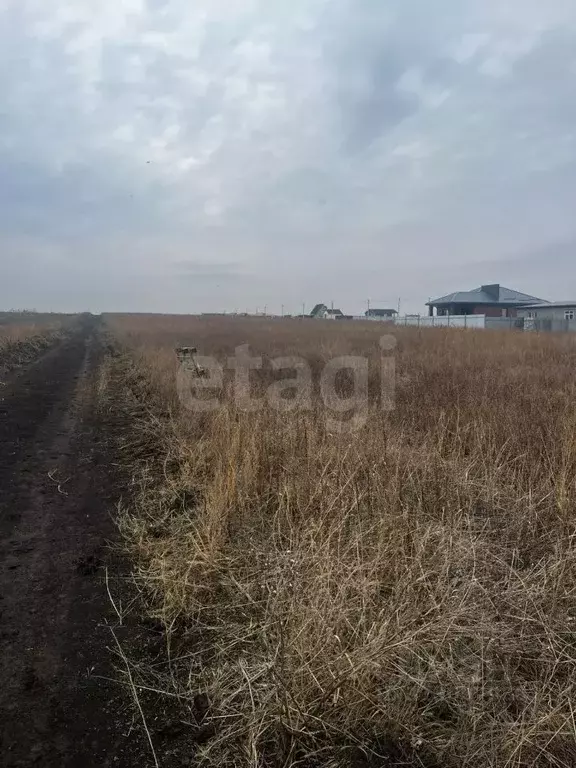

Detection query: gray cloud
xmin=172 ymin=260 xmax=251 ymax=281
xmin=1 ymin=0 xmax=576 ymax=313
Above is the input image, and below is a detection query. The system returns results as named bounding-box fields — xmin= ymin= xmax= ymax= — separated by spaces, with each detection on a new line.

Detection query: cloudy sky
xmin=1 ymin=0 xmax=576 ymax=314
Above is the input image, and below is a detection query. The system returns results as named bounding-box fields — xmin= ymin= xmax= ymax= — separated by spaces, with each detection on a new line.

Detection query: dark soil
xmin=0 ymin=317 xmax=148 ymax=767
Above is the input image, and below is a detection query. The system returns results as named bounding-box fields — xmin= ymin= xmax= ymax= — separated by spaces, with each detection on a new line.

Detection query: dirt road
xmin=0 ymin=319 xmax=141 ymax=767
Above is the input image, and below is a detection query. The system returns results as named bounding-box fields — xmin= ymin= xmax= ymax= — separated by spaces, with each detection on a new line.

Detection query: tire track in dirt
xmin=0 ymin=318 xmax=144 ymax=767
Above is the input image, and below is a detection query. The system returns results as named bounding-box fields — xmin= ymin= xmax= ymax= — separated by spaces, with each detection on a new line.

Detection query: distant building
xmin=517 ymin=301 xmax=576 ymax=321
xmin=310 ymin=303 xmax=328 ymax=318
xmin=427 ymin=284 xmax=546 ymax=318
xmin=517 ymin=301 xmax=576 ymax=332
xmin=310 ymin=304 xmax=344 ymax=320
xmin=365 ymin=308 xmax=397 ymax=320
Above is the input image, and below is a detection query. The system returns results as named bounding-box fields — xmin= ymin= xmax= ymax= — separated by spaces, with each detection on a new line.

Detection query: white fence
xmin=392 ymin=314 xmax=576 ymax=332
xmin=394 ymin=314 xmax=487 ymax=329
xmin=355 ymin=315 xmax=576 ymax=333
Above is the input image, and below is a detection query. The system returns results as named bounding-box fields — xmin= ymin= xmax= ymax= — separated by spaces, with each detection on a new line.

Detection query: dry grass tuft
xmin=0 ymin=315 xmax=71 ymax=367
xmin=0 ymin=323 xmax=52 ymax=349
xmin=105 ymin=314 xmax=576 ymax=767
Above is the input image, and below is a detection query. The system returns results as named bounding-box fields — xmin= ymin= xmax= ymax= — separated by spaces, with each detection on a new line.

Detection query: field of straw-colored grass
xmin=0 ymin=323 xmax=47 ymax=348
xmin=106 ymin=314 xmax=576 ymax=768
xmin=0 ymin=314 xmax=68 ymax=355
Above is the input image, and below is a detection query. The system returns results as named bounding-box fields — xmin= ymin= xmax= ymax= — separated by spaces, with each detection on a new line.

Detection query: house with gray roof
xmin=427 ymin=284 xmax=547 ymax=318
xmin=517 ymin=301 xmax=576 ymax=331
xmin=517 ymin=301 xmax=576 ymax=319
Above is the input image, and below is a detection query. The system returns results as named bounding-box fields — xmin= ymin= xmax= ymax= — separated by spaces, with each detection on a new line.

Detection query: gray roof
xmin=519 ymin=301 xmax=576 ymax=309
xmin=428 ymin=286 xmax=546 ymax=306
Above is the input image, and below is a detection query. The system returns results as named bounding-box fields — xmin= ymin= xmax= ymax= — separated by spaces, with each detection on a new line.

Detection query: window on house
xmin=565 ymin=310 xmax=575 ymax=321
xmin=527 ymin=311 xmax=536 ymax=319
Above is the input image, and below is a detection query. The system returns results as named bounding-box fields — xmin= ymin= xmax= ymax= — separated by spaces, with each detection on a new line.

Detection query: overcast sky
xmin=1 ymin=0 xmax=576 ymax=314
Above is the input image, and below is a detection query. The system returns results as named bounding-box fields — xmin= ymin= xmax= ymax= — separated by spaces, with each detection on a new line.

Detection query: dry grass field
xmin=105 ymin=314 xmax=576 ymax=767
xmin=0 ymin=322 xmax=49 ymax=349
xmin=0 ymin=313 xmax=71 ymax=362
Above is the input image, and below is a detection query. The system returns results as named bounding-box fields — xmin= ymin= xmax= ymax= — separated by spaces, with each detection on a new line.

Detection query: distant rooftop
xmin=519 ymin=301 xmax=576 ymax=309
xmin=366 ymin=308 xmax=397 ymax=316
xmin=428 ymin=284 xmax=547 ymax=306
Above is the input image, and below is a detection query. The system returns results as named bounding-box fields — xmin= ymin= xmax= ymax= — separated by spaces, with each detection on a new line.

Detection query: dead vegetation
xmin=0 ymin=323 xmax=50 ymax=349
xmin=105 ymin=314 xmax=576 ymax=767
xmin=0 ymin=315 xmax=71 ymax=371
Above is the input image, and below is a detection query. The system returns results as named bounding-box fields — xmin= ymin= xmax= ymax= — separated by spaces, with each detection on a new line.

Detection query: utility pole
xmin=281 ymin=304 xmax=284 ymax=317
xmin=367 ymin=298 xmax=370 ymax=315
xmin=397 ymin=297 xmax=401 ymax=316
xmin=302 ymin=302 xmax=305 ymax=317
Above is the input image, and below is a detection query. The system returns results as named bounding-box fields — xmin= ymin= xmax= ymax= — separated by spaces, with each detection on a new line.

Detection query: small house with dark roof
xmin=365 ymin=308 xmax=397 ymax=320
xmin=310 ymin=304 xmax=344 ymax=320
xmin=310 ymin=303 xmax=328 ymax=318
xmin=427 ymin=284 xmax=547 ymax=318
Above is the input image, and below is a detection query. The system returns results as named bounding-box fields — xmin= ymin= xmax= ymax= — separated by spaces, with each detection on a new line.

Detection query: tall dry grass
xmin=0 ymin=323 xmax=47 ymax=349
xmin=0 ymin=316 xmax=70 ymax=362
xmin=106 ymin=314 xmax=576 ymax=767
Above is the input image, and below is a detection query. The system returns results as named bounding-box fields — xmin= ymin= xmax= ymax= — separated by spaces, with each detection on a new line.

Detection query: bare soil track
xmin=0 ymin=318 xmax=143 ymax=767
